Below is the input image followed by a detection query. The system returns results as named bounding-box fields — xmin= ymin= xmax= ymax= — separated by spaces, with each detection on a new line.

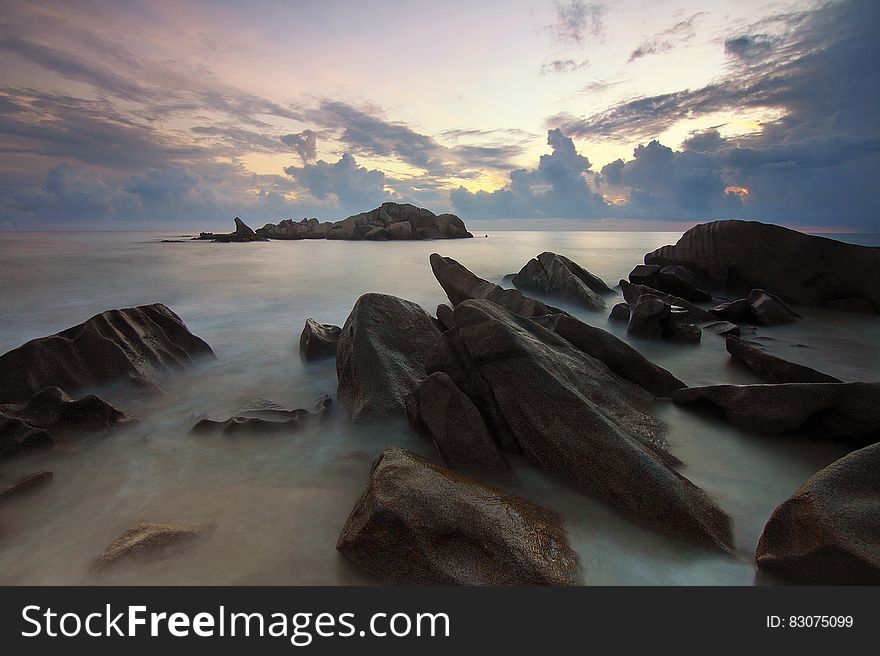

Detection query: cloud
xmin=281 ymin=129 xmax=317 ymax=164
xmin=540 ymin=58 xmax=589 ymax=75
xmin=550 ymin=1 xmax=605 ymax=45
xmin=628 ymin=13 xmax=704 ymax=62
xmin=284 ymin=153 xmax=389 ymax=211
xmin=723 ymin=34 xmax=778 ymax=60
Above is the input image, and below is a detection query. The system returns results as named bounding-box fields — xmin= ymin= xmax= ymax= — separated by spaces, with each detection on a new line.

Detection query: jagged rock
xmin=827 ymin=298 xmax=874 ymax=313
xmin=0 ymin=415 xmax=53 ymax=459
xmin=704 ymin=320 xmax=740 ymax=336
xmin=608 ymin=302 xmax=630 ymax=323
xmin=628 ymin=264 xmax=711 ymax=302
xmin=628 ymin=264 xmax=661 ymax=286
xmin=94 ymin=522 xmax=206 ymax=569
xmin=666 ymin=320 xmax=702 ymax=344
xmin=430 ymin=253 xmax=565 ymax=317
xmin=748 ymin=289 xmax=800 ymax=326
xmin=619 ymin=279 xmax=715 ymax=322
xmin=408 ymin=372 xmax=508 ymax=470
xmin=336 ymin=447 xmax=579 ymax=585
xmin=0 ymin=304 xmax=214 ymax=403
xmin=511 ymin=252 xmax=611 ymax=312
xmin=645 ymin=220 xmax=880 ymax=311
xmin=726 ymin=337 xmax=840 ymax=383
xmin=436 ymin=304 xmax=455 ymax=331
xmin=627 ymin=295 xmax=670 ymax=339
xmin=299 ymin=318 xmax=341 ymax=361
xmin=336 ymin=293 xmax=441 ymax=421
xmin=710 ymin=298 xmax=753 ymax=323
xmin=427 ymin=299 xmax=731 ymax=550
xmin=756 ymin=443 xmax=880 ymax=584
xmin=190 ymin=396 xmax=330 ymax=434
xmin=0 ymin=470 xmax=53 ymax=501
xmin=194 ymin=217 xmax=268 ymax=242
xmin=673 ymin=382 xmax=880 ymax=444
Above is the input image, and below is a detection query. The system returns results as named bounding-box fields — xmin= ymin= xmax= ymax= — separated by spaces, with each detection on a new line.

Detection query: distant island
xmin=193 ymin=202 xmax=474 ymax=242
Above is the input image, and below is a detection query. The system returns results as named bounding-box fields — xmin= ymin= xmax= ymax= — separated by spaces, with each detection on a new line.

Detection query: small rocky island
xmin=193 ymin=202 xmax=474 ymax=242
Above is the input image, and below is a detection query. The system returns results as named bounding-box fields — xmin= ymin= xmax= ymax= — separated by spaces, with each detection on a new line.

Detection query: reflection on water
xmin=0 ymin=230 xmax=875 ymax=585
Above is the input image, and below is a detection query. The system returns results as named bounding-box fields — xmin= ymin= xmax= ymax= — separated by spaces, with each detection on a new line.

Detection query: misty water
xmin=1 ymin=230 xmax=878 ymax=585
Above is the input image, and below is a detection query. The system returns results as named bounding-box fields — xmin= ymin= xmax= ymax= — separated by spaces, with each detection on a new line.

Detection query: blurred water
xmin=0 ymin=230 xmax=876 ymax=585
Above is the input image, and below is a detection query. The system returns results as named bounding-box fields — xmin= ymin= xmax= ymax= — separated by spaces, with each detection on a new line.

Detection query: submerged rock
xmin=644 ymin=220 xmax=880 ymax=311
xmin=190 ymin=396 xmax=330 ymax=435
xmin=627 ymin=295 xmax=701 ymax=343
xmin=299 ymin=318 xmax=341 ymax=361
xmin=336 ymin=447 xmax=580 ymax=585
xmin=510 ymin=252 xmax=611 ymax=311
xmin=428 ymin=299 xmax=731 ymax=550
xmin=94 ymin=522 xmax=206 ymax=569
xmin=619 ymin=279 xmax=715 ymax=323
xmin=725 ymin=337 xmax=840 ymax=384
xmin=710 ymin=298 xmax=753 ymax=323
xmin=0 ymin=470 xmax=53 ymax=501
xmin=0 ymin=304 xmax=214 ymax=403
xmin=748 ymin=289 xmax=800 ymax=326
xmin=336 ymin=293 xmax=441 ymax=421
xmin=608 ymin=302 xmax=630 ymax=323
xmin=756 ymin=443 xmax=880 ymax=584
xmin=194 ymin=217 xmax=268 ymax=242
xmin=674 ymin=382 xmax=880 ymax=443
xmin=0 ymin=416 xmax=53 ymax=459
xmin=704 ymin=320 xmax=740 ymax=336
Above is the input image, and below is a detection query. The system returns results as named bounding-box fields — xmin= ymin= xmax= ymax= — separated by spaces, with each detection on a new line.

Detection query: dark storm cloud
xmin=550 ymin=1 xmax=605 ymax=45
xmin=628 ymin=13 xmax=704 ymax=62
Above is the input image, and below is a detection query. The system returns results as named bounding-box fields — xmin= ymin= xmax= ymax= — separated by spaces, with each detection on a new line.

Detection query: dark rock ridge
xmin=435 ymin=304 xmax=455 ymax=331
xmin=427 ymin=299 xmax=732 ymax=550
xmin=194 ymin=217 xmax=268 ymax=242
xmin=0 ymin=304 xmax=214 ymax=404
xmin=619 ymin=279 xmax=715 ymax=323
xmin=627 ymin=264 xmax=711 ymax=302
xmin=627 ymin=294 xmax=701 ymax=344
xmin=299 ymin=319 xmax=341 ymax=361
xmin=674 ymin=383 xmax=880 ymax=444
xmin=748 ymin=289 xmax=800 ymax=326
xmin=756 ymin=443 xmax=880 ymax=584
xmin=94 ymin=522 xmax=206 ymax=569
xmin=336 ymin=446 xmax=580 ymax=585
xmin=725 ymin=337 xmax=840 ymax=384
xmin=190 ymin=396 xmax=330 ymax=435
xmin=0 ymin=470 xmax=53 ymax=501
xmin=644 ymin=220 xmax=880 ymax=312
xmin=0 ymin=415 xmax=53 ymax=459
xmin=407 ymin=372 xmax=508 ymax=470
xmin=256 ymin=203 xmax=473 ymax=241
xmin=510 ymin=252 xmax=612 ymax=312
xmin=430 ymin=253 xmax=565 ymax=317
xmin=336 ymin=293 xmax=441 ymax=421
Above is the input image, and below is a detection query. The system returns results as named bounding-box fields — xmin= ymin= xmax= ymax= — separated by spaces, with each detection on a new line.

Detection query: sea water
xmin=0 ymin=230 xmax=877 ymax=585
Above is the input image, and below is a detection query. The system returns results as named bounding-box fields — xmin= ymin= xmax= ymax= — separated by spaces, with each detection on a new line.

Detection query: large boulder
xmin=511 ymin=252 xmax=612 ymax=312
xmin=674 ymin=383 xmax=880 ymax=444
xmin=427 ymin=299 xmax=732 ymax=550
xmin=710 ymin=298 xmax=753 ymax=323
xmin=94 ymin=522 xmax=206 ymax=569
xmin=619 ymin=279 xmax=715 ymax=322
xmin=336 ymin=447 xmax=579 ymax=585
xmin=725 ymin=337 xmax=840 ymax=383
xmin=627 ymin=295 xmax=701 ymax=343
xmin=756 ymin=443 xmax=880 ymax=584
xmin=644 ymin=220 xmax=880 ymax=311
xmin=0 ymin=304 xmax=214 ymax=403
xmin=608 ymin=302 xmax=630 ymax=323
xmin=408 ymin=372 xmax=508 ymax=470
xmin=430 ymin=253 xmax=565 ymax=317
xmin=628 ymin=264 xmax=711 ymax=302
xmin=336 ymin=294 xmax=441 ymax=421
xmin=748 ymin=289 xmax=800 ymax=326
xmin=299 ymin=318 xmax=341 ymax=361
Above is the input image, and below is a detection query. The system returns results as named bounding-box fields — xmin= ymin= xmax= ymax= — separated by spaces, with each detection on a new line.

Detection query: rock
xmin=0 ymin=415 xmax=53 ymax=459
xmin=436 ymin=304 xmax=455 ymax=331
xmin=388 ymin=221 xmax=413 ymax=240
xmin=628 ymin=264 xmax=661 ymax=287
xmin=627 ymin=295 xmax=670 ymax=339
xmin=619 ymin=279 xmax=715 ymax=322
xmin=710 ymin=298 xmax=753 ymax=323
xmin=628 ymin=265 xmax=711 ymax=302
xmin=0 ymin=304 xmax=214 ymax=403
xmin=673 ymin=382 xmax=880 ymax=444
xmin=94 ymin=522 xmax=206 ymax=569
xmin=190 ymin=396 xmax=330 ymax=434
xmin=608 ymin=302 xmax=630 ymax=323
xmin=534 ymin=314 xmax=686 ymax=398
xmin=194 ymin=217 xmax=268 ymax=242
xmin=430 ymin=253 xmax=566 ymax=317
xmin=704 ymin=320 xmax=740 ymax=336
xmin=725 ymin=337 xmax=841 ymax=383
xmin=756 ymin=443 xmax=880 ymax=584
xmin=0 ymin=470 xmax=53 ymax=501
xmin=510 ymin=252 xmax=612 ymax=312
xmin=336 ymin=446 xmax=579 ymax=585
xmin=827 ymin=298 xmax=874 ymax=313
xmin=666 ymin=320 xmax=702 ymax=344
xmin=409 ymin=372 xmax=508 ymax=470
xmin=748 ymin=289 xmax=800 ymax=326
xmin=336 ymin=293 xmax=441 ymax=421
xmin=645 ymin=220 xmax=880 ymax=311
xmin=363 ymin=226 xmax=390 ymax=241
xmin=299 ymin=318 xmax=341 ymax=361
xmin=427 ymin=299 xmax=732 ymax=550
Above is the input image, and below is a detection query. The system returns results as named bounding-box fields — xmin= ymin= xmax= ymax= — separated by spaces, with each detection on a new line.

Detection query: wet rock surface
xmin=0 ymin=470 xmax=53 ymax=501
xmin=511 ymin=252 xmax=611 ymax=311
xmin=94 ymin=522 xmax=207 ymax=569
xmin=299 ymin=319 xmax=341 ymax=361
xmin=725 ymin=337 xmax=840 ymax=383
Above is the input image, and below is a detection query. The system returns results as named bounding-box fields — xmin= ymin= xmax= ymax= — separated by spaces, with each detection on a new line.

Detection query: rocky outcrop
xmin=435 ymin=304 xmax=455 ymax=331
xmin=190 ymin=396 xmax=330 ymax=435
xmin=644 ymin=220 xmax=880 ymax=311
xmin=407 ymin=372 xmax=508 ymax=470
xmin=0 ymin=470 xmax=53 ymax=501
xmin=336 ymin=294 xmax=441 ymax=421
xmin=756 ymin=443 xmax=880 ymax=584
xmin=0 ymin=416 xmax=53 ymax=459
xmin=299 ymin=319 xmax=341 ymax=361
xmin=674 ymin=382 xmax=880 ymax=443
xmin=510 ymin=252 xmax=612 ymax=312
xmin=608 ymin=302 xmax=630 ymax=323
xmin=704 ymin=320 xmax=740 ymax=336
xmin=748 ymin=289 xmax=800 ymax=326
xmin=427 ymin=299 xmax=731 ymax=550
xmin=619 ymin=279 xmax=715 ymax=323
xmin=194 ymin=217 xmax=268 ymax=242
xmin=627 ymin=295 xmax=701 ymax=343
xmin=94 ymin=522 xmax=206 ymax=569
xmin=336 ymin=447 xmax=579 ymax=585
xmin=725 ymin=337 xmax=840 ymax=383
xmin=627 ymin=264 xmax=711 ymax=302
xmin=0 ymin=304 xmax=214 ymax=403
xmin=430 ymin=253 xmax=565 ymax=317
xmin=257 ymin=203 xmax=473 ymax=241
xmin=710 ymin=298 xmax=753 ymax=323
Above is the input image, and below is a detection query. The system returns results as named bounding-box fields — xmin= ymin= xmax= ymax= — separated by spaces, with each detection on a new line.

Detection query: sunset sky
xmin=0 ymin=0 xmax=877 ymax=230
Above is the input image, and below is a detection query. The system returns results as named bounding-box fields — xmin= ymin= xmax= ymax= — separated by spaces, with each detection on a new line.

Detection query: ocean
xmin=0 ymin=229 xmax=878 ymax=585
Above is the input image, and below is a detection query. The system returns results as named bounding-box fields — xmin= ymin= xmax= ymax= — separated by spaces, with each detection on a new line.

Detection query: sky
xmin=0 ymin=0 xmax=877 ymax=231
